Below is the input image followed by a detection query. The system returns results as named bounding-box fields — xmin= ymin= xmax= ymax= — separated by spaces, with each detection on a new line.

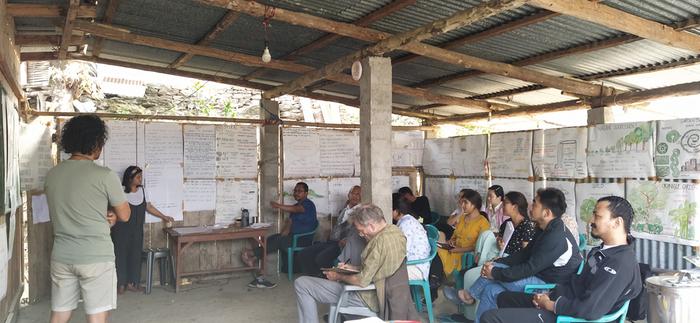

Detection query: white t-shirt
xmin=126 ymin=186 xmax=148 ymax=206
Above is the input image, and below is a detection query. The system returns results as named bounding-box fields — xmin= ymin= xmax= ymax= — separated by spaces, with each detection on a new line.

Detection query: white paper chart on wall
xmin=452 ymin=135 xmax=487 ymax=177
xmin=104 ymin=120 xmax=137 ymax=180
xmin=144 ymin=122 xmax=183 ymax=166
xmin=532 ymin=127 xmax=587 ymax=179
xmin=423 ymin=138 xmax=452 ymax=175
xmin=392 ymin=131 xmax=424 ymax=167
xmin=488 ymin=131 xmax=533 ymax=178
xmin=655 ymin=118 xmax=700 ymax=180
xmin=283 ymin=128 xmax=321 ymax=178
xmin=491 ymin=178 xmax=534 ymax=204
xmin=184 ymin=179 xmax=216 ymax=212
xmin=144 ymin=165 xmax=183 ymax=223
xmin=424 ymin=177 xmax=454 ymax=217
xmin=184 ymin=124 xmax=216 ymax=179
xmin=587 ymin=121 xmax=655 ymax=178
xmin=319 ymin=130 xmax=356 ymax=177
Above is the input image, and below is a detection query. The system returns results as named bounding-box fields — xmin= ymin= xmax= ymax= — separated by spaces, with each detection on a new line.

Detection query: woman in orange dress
xmin=437 ymin=189 xmax=490 ymax=276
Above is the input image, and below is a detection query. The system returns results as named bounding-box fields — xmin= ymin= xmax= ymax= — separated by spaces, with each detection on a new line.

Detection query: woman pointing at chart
xmin=112 ymin=165 xmax=174 ymax=294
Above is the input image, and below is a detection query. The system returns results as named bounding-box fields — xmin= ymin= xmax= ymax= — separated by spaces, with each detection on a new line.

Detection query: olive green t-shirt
xmin=45 ymin=160 xmax=127 ymax=264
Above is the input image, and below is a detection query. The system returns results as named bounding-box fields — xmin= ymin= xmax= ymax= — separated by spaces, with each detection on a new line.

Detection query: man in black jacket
xmin=481 ymin=196 xmax=642 ymax=323
xmin=398 ymin=187 xmax=432 ymax=224
xmin=462 ymin=188 xmax=581 ymax=323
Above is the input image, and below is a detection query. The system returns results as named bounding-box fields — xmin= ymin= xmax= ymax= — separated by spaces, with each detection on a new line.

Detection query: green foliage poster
xmin=587 ymin=122 xmax=655 ymax=178
xmin=656 ymin=118 xmax=700 ymax=179
xmin=575 ymin=182 xmax=625 ymax=246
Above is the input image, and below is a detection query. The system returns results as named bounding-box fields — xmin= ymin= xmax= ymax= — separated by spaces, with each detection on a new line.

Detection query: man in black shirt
xmin=398 ymin=187 xmax=431 ymax=224
xmin=481 ymin=196 xmax=642 ymax=323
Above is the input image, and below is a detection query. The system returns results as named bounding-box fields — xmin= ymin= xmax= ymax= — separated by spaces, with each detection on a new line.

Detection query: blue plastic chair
xmin=524 ymin=284 xmax=630 ymax=323
xmin=430 ymin=211 xmax=441 ymax=225
xmin=285 ymin=222 xmax=319 ymax=281
xmin=578 ymin=233 xmax=587 ymax=252
xmin=408 ymin=224 xmax=438 ymax=323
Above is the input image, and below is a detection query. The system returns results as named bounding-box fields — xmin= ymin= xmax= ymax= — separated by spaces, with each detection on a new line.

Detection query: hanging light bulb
xmin=261 ymin=42 xmax=272 ymax=63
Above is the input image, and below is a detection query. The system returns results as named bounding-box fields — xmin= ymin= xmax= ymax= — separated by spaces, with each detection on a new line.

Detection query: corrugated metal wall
xmin=635 ymin=237 xmax=695 ymax=271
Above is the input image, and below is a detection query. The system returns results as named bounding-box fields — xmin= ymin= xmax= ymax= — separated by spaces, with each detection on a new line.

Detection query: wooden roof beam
xmin=261 ymin=0 xmax=530 ymax=99
xmin=437 ymin=80 xmax=700 ymax=124
xmin=92 ymin=0 xmax=121 ymax=58
xmin=72 ymin=21 xmax=504 ymax=112
xmin=241 ymin=0 xmax=416 ymax=81
xmin=15 ymin=34 xmax=84 ymax=46
xmin=194 ymin=1 xmax=613 ymax=99
xmin=169 ymin=10 xmax=241 ymax=69
xmin=59 ymin=0 xmax=80 ymax=60
xmin=392 ymin=10 xmax=559 ymax=65
xmin=6 ymin=4 xmax=97 ymax=18
xmin=530 ymin=0 xmax=700 ymax=52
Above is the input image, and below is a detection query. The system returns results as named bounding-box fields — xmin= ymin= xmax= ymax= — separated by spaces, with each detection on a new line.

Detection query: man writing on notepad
xmin=294 ymin=204 xmax=408 ymax=323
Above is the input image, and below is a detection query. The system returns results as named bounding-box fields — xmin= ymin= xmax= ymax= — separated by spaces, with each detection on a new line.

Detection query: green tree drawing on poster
xmin=670 ymin=201 xmax=696 ymax=240
xmin=579 ymin=198 xmax=599 ymax=245
xmin=628 ymin=182 xmax=667 ymax=232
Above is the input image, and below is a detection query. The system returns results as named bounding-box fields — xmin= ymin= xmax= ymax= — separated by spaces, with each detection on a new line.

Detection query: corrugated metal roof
xmin=11 ymin=0 xmax=700 ymax=119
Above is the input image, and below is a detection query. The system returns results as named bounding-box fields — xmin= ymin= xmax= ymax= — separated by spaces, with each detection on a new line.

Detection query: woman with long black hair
xmin=112 ymin=166 xmax=174 ymax=294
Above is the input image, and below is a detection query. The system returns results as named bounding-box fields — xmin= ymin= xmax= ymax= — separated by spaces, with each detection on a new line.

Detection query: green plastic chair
xmin=285 ymin=222 xmax=319 ymax=281
xmin=578 ymin=233 xmax=586 ymax=252
xmin=430 ymin=211 xmax=442 ymax=225
xmin=454 ymin=230 xmax=495 ymax=290
xmin=408 ymin=224 xmax=438 ymax=323
xmin=524 ymin=284 xmax=631 ymax=323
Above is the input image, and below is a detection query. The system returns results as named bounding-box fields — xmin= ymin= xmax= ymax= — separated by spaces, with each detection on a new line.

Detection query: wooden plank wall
xmin=26 ymin=195 xmax=52 ymax=303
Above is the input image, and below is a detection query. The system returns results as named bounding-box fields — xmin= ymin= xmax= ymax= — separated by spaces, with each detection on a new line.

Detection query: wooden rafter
xmin=260 ymin=0 xmax=531 ymax=99
xmin=193 ymin=0 xmax=613 ymax=99
xmin=530 ymin=0 xmax=700 ymax=52
xmin=92 ymin=0 xmax=121 ymax=58
xmin=169 ymin=10 xmax=241 ymax=69
xmin=15 ymin=34 xmax=84 ymax=46
xmin=242 ymin=0 xmax=416 ymax=81
xmin=71 ymin=21 xmax=507 ymax=112
xmin=59 ymin=0 xmax=80 ymax=60
xmin=392 ymin=10 xmax=559 ymax=65
xmin=6 ymin=4 xmax=97 ymax=18
xmin=438 ymin=81 xmax=700 ymax=123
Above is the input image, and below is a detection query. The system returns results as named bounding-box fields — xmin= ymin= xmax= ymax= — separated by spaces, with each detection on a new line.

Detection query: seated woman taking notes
xmin=437 ymin=189 xmax=490 ymax=276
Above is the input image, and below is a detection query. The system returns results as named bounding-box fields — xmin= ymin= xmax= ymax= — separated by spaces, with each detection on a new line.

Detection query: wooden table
xmin=164 ymin=225 xmax=270 ymax=292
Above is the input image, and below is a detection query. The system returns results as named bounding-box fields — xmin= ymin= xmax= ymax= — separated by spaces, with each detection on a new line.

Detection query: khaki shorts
xmin=51 ymin=261 xmax=117 ymax=315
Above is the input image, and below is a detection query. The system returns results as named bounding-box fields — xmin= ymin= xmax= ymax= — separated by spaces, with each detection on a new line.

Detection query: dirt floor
xmin=17 ymin=273 xmax=456 ymax=323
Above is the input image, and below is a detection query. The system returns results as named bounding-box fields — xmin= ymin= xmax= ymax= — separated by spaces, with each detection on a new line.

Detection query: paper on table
xmin=31 ymin=194 xmax=50 ymax=224
xmin=499 ymin=221 xmax=515 ymax=257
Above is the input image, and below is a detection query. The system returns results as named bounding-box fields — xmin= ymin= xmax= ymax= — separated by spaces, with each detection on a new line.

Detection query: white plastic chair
xmin=328 ymin=284 xmax=378 ymax=323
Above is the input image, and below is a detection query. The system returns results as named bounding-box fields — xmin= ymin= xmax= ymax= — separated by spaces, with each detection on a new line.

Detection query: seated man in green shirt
xmin=294 ymin=204 xmax=407 ymax=323
xmin=45 ymin=115 xmax=130 ymax=323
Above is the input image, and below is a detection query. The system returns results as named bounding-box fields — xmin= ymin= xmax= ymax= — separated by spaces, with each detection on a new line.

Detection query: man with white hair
xmin=294 ymin=204 xmax=407 ymax=323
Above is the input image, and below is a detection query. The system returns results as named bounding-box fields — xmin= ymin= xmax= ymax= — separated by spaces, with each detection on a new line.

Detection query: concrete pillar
xmin=259 ymin=99 xmax=281 ymax=276
xmin=359 ymin=56 xmax=393 ymax=222
xmin=587 ymin=106 xmax=615 ymax=125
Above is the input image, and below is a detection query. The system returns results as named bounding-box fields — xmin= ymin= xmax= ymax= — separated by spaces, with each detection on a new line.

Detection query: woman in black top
xmin=112 ymin=166 xmax=173 ymax=294
xmin=498 ymin=191 xmax=536 ymax=256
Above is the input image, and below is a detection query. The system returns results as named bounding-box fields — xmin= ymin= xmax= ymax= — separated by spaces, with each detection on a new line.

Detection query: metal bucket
xmin=647 ymin=275 xmax=700 ymax=323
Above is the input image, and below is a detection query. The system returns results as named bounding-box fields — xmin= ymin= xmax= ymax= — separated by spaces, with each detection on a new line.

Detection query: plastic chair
xmin=578 ymin=233 xmax=586 ymax=252
xmin=430 ymin=211 xmax=441 ymax=225
xmin=454 ymin=230 xmax=494 ymax=290
xmin=329 ymin=284 xmax=378 ymax=323
xmin=524 ymin=284 xmax=630 ymax=323
xmin=141 ymin=247 xmax=175 ymax=294
xmin=425 ymin=224 xmax=439 ymax=241
xmin=285 ymin=222 xmax=319 ymax=281
xmin=408 ymin=226 xmax=438 ymax=323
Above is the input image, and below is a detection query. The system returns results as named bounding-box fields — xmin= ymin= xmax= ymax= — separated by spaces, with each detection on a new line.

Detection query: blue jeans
xmin=468 ymin=263 xmax=546 ymax=323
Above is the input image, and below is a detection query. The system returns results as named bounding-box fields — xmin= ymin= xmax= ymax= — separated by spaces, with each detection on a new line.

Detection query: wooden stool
xmin=142 ymin=247 xmax=175 ymax=294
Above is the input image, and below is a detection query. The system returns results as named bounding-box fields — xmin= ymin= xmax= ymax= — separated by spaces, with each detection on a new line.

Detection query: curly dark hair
xmin=60 ymin=115 xmax=108 ymax=155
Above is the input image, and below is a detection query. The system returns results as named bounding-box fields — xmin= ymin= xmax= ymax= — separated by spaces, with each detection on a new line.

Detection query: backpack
xmin=627 ymin=263 xmax=652 ymax=321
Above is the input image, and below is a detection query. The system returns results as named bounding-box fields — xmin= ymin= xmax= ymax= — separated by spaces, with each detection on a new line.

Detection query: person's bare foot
xmin=458 ymin=289 xmax=475 ymax=305
xmin=117 ymin=286 xmax=126 ymax=295
xmin=127 ymin=283 xmax=144 ymax=292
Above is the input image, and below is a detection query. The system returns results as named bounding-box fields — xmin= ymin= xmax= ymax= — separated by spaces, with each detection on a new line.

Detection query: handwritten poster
xmin=284 ymin=178 xmax=329 ymax=216
xmin=392 ymin=131 xmax=424 ymax=167
xmin=455 ymin=177 xmax=488 ymax=203
xmin=283 ymin=128 xmax=320 ymax=178
xmin=8 ymin=208 xmax=15 ymax=260
xmin=144 ymin=165 xmax=183 ymax=223
xmin=328 ymin=177 xmax=361 ymax=217
xmin=532 ymin=127 xmax=587 ymax=179
xmin=627 ymin=180 xmax=700 ymax=244
xmin=5 ymin=104 xmax=21 ymax=209
xmin=492 ymin=178 xmax=534 ymax=203
xmin=392 ymin=176 xmax=410 ymax=192
xmin=488 ymin=131 xmax=533 ymax=178
xmin=655 ymin=118 xmax=700 ymax=179
xmin=136 ymin=121 xmax=145 ymax=167
xmin=319 ymin=130 xmax=356 ymax=177
xmin=215 ymin=180 xmax=258 ymax=224
xmin=104 ymin=120 xmax=137 ymax=179
xmin=535 ymin=180 xmax=577 ymax=224
xmin=184 ymin=124 xmax=216 ymax=178
xmin=184 ymin=179 xmax=216 ymax=211
xmin=575 ymin=182 xmax=624 ymax=246
xmin=587 ymin=122 xmax=655 ymax=178
xmin=452 ymin=135 xmax=487 ymax=177
xmin=144 ymin=122 xmax=183 ymax=166
xmin=31 ymin=194 xmax=50 ymax=224
xmin=20 ymin=117 xmax=54 ymax=191
xmin=423 ymin=138 xmax=453 ymax=176
xmin=216 ymin=126 xmax=258 ymax=179
xmin=424 ymin=177 xmax=454 ymax=217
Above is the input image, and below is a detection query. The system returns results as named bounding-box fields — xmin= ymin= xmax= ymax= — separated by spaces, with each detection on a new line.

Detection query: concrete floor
xmin=17 ymin=274 xmax=457 ymax=323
